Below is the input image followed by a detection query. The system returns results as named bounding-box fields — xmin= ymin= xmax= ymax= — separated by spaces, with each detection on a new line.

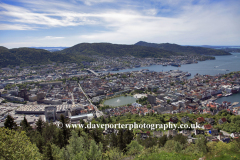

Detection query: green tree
xmin=0 ymin=127 xmax=42 ymax=159
xmin=159 ymin=135 xmax=168 ymax=147
xmin=163 ymin=140 xmax=175 ymax=152
xmin=43 ymin=142 xmax=54 ymax=160
xmin=20 ymin=116 xmax=31 ymax=132
xmin=147 ymin=104 xmax=151 ymax=109
xmin=124 ymin=129 xmax=134 ymax=148
xmin=174 ymin=141 xmax=183 ymax=153
xmin=126 ymin=140 xmax=144 ymax=157
xmin=91 ymin=128 xmax=103 ymax=144
xmin=195 ymin=134 xmax=208 ymax=156
xmin=103 ymin=148 xmax=123 ymax=160
xmin=36 ymin=117 xmax=44 ymax=135
xmin=167 ymin=99 xmax=171 ymax=104
xmin=42 ymin=122 xmax=58 ymax=144
xmin=108 ymin=115 xmax=112 ymax=123
xmin=109 ymin=132 xmax=118 ymax=148
xmin=117 ymin=129 xmax=126 ymax=152
xmin=66 ymin=130 xmax=86 ymax=160
xmin=59 ymin=114 xmax=71 ymax=147
xmin=173 ymin=134 xmax=187 ymax=145
xmin=4 ymin=115 xmax=17 ymax=130
xmin=88 ymin=140 xmax=103 ymax=160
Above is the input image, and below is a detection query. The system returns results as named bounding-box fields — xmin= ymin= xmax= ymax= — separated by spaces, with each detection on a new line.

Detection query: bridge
xmin=78 ymin=83 xmax=104 ymax=118
xmin=86 ymin=69 xmax=99 ymax=76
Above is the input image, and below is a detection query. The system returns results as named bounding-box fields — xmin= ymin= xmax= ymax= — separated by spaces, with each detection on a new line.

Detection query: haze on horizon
xmin=0 ymin=0 xmax=240 ymax=49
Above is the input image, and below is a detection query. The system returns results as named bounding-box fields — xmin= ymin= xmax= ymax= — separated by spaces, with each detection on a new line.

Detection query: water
xmin=108 ymin=53 xmax=240 ymax=104
xmin=215 ymin=93 xmax=240 ymax=106
xmin=104 ymin=96 xmax=136 ymax=107
xmin=110 ymin=52 xmax=240 ymax=79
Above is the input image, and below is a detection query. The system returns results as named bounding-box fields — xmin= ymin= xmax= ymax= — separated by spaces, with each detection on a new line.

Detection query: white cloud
xmin=143 ymin=9 xmax=158 ymax=16
xmin=44 ymin=36 xmax=65 ymax=39
xmin=0 ymin=0 xmax=239 ymax=47
xmin=0 ymin=24 xmax=35 ymax=30
xmin=79 ymin=0 xmax=115 ymax=6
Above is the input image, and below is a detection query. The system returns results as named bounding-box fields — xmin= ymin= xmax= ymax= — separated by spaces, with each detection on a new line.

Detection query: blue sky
xmin=0 ymin=0 xmax=239 ymax=48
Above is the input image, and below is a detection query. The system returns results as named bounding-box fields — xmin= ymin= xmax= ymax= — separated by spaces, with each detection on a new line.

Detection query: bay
xmin=109 ymin=53 xmax=240 ymax=104
xmin=110 ymin=52 xmax=240 ymax=79
xmin=215 ymin=93 xmax=240 ymax=107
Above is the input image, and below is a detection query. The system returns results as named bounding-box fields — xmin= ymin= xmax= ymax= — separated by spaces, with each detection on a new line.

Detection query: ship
xmin=185 ymin=72 xmax=191 ymax=76
xmin=171 ymin=63 xmax=181 ymax=67
xmin=232 ymin=87 xmax=239 ymax=94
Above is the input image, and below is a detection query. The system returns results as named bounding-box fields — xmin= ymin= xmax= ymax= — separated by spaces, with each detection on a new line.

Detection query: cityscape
xmin=1 ymin=0 xmax=240 ymax=159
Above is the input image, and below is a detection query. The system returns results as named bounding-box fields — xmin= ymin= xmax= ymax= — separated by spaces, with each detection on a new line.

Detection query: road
xmin=78 ymin=83 xmax=103 ymax=117
xmin=220 ymin=130 xmax=231 ymax=136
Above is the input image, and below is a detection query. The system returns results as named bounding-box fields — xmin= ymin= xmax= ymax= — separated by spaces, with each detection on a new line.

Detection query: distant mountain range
xmin=0 ymin=46 xmax=94 ymax=68
xmin=0 ymin=41 xmax=232 ymax=68
xmin=134 ymin=41 xmax=231 ymax=56
xmin=56 ymin=43 xmax=179 ymax=58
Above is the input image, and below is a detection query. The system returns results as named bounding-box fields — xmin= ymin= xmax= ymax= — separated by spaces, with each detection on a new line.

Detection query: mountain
xmin=0 ymin=47 xmax=94 ymax=68
xmin=135 ymin=41 xmax=231 ymax=55
xmin=0 ymin=41 xmax=232 ymax=68
xmin=56 ymin=43 xmax=181 ymax=58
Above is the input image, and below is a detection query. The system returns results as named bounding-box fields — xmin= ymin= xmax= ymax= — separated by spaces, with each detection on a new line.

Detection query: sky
xmin=0 ymin=0 xmax=240 ymax=48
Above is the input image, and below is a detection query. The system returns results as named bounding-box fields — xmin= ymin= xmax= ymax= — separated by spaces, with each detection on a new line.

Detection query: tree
xmin=108 ymin=132 xmax=117 ymax=148
xmin=59 ymin=114 xmax=71 ymax=147
xmin=0 ymin=127 xmax=42 ymax=159
xmin=173 ymin=134 xmax=187 ymax=145
xmin=108 ymin=115 xmax=112 ymax=123
xmin=126 ymin=140 xmax=144 ymax=157
xmin=91 ymin=128 xmax=103 ymax=144
xmin=195 ymin=134 xmax=208 ymax=156
xmin=167 ymin=99 xmax=171 ymax=104
xmin=88 ymin=140 xmax=103 ymax=160
xmin=174 ymin=141 xmax=183 ymax=153
xmin=117 ymin=129 xmax=126 ymax=152
xmin=103 ymin=148 xmax=123 ymax=160
xmin=42 ymin=121 xmax=58 ymax=144
xmin=43 ymin=142 xmax=54 ymax=160
xmin=20 ymin=116 xmax=31 ymax=132
xmin=4 ymin=115 xmax=17 ymax=130
xmin=36 ymin=117 xmax=44 ymax=135
xmin=147 ymin=104 xmax=151 ymax=109
xmin=124 ymin=129 xmax=134 ymax=148
xmin=159 ymin=135 xmax=168 ymax=147
xmin=163 ymin=140 xmax=175 ymax=152
xmin=66 ymin=130 xmax=86 ymax=160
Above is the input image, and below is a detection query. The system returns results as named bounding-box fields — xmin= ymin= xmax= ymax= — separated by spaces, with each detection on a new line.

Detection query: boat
xmin=171 ymin=63 xmax=181 ymax=67
xmin=185 ymin=72 xmax=191 ymax=76
xmin=232 ymin=89 xmax=238 ymax=94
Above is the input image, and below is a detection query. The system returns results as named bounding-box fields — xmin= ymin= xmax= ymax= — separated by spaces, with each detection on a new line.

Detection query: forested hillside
xmin=57 ymin=43 xmax=181 ymax=58
xmin=0 ymin=47 xmax=94 ymax=68
xmin=135 ymin=41 xmax=231 ymax=55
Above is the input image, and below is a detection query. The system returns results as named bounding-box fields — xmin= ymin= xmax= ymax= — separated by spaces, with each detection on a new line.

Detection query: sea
xmin=110 ymin=52 xmax=240 ymax=79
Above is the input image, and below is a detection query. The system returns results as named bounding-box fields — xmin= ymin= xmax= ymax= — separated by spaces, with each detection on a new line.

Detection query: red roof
xmin=197 ymin=117 xmax=205 ymax=122
xmin=204 ymin=124 xmax=212 ymax=130
xmin=221 ymin=117 xmax=227 ymax=122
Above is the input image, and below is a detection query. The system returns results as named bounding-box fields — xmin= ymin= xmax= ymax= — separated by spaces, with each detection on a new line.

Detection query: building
xmin=45 ymin=106 xmax=57 ymax=122
xmin=148 ymin=94 xmax=156 ymax=104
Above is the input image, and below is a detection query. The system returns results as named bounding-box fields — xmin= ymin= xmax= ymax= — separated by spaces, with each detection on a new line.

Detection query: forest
xmin=1 ymin=110 xmax=240 ymax=160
